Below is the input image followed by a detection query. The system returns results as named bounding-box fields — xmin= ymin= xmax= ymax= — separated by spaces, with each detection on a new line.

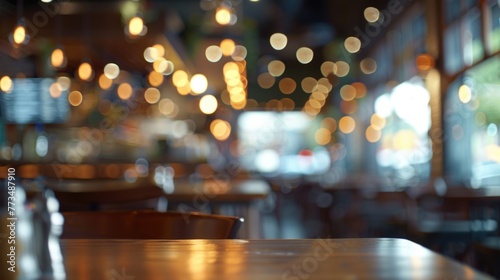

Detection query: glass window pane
xmin=445 ymin=0 xmax=462 ymax=23
xmin=462 ymin=9 xmax=483 ymax=65
xmin=445 ymin=57 xmax=500 ymax=187
xmin=444 ymin=23 xmax=463 ymax=74
xmin=489 ymin=0 xmax=500 ymax=53
xmin=465 ymin=0 xmax=478 ymax=10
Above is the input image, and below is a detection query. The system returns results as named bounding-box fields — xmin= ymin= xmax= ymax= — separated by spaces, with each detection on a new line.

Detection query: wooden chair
xmin=61 ymin=210 xmax=244 ymax=239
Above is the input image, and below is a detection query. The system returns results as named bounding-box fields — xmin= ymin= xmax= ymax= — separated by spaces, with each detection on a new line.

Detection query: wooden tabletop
xmin=56 ymin=238 xmax=491 ymax=280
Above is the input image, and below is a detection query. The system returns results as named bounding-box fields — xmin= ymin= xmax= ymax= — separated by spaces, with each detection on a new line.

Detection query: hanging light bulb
xmin=0 ymin=76 xmax=13 ymax=93
xmin=50 ymin=48 xmax=67 ymax=68
xmin=126 ymin=14 xmax=147 ymax=37
xmin=78 ymin=62 xmax=94 ymax=81
xmin=11 ymin=20 xmax=29 ymax=46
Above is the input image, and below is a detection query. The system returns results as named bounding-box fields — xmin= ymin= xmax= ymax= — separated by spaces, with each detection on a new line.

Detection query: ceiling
xmin=0 ymin=0 xmax=391 ymax=104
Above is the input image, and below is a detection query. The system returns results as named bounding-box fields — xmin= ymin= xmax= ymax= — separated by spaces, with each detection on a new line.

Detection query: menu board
xmin=0 ymin=78 xmax=69 ymax=124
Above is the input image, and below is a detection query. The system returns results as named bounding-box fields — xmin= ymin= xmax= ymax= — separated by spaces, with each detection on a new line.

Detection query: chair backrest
xmin=61 ymin=210 xmax=244 ymax=239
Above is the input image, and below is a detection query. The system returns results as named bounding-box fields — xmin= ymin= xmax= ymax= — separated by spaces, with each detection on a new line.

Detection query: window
xmin=444 ymin=56 xmax=500 ymax=187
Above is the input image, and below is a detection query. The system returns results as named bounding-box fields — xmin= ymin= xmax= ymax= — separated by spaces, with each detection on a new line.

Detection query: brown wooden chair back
xmin=61 ymin=210 xmax=244 ymax=239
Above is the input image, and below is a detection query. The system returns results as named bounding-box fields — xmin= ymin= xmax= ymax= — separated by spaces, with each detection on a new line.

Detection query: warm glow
xmin=190 ymin=74 xmax=208 ymax=94
xmin=370 ymin=114 xmax=387 ymax=130
xmin=335 ymin=61 xmax=350 ymax=77
xmin=152 ymin=44 xmax=165 ymax=57
xmin=278 ymin=78 xmax=296 ymax=94
xmin=340 ymin=85 xmax=356 ymax=101
xmin=268 ymin=60 xmax=285 ymax=77
xmin=210 ymin=119 xmax=231 ymax=141
xmin=321 ymin=117 xmax=337 ymax=133
xmin=51 ymin=48 xmax=66 ymax=68
xmin=104 ymin=63 xmax=120 ymax=80
xmin=49 ymin=82 xmax=62 ymax=98
xmin=366 ymin=126 xmax=382 ymax=143
xmin=281 ymin=98 xmax=295 ymax=110
xmin=159 ymin=98 xmax=178 ymax=117
xmin=117 ymin=83 xmax=133 ymax=100
xmin=98 ymin=74 xmax=113 ymax=90
xmin=339 ymin=116 xmax=356 ymax=134
xmin=177 ymin=83 xmax=191 ymax=96
xmin=301 ymin=77 xmax=317 ymax=93
xmin=393 ymin=130 xmax=417 ymax=150
xmin=57 ymin=76 xmax=71 ymax=91
xmin=416 ymin=54 xmax=435 ymax=71
xmin=296 ymin=47 xmax=314 ymax=64
xmin=0 ymin=76 xmax=13 ymax=93
xmin=220 ymin=39 xmax=236 ymax=56
xmin=270 ymin=33 xmax=288 ymax=50
xmin=128 ymin=16 xmax=144 ymax=36
xmin=215 ymin=7 xmax=232 ymax=25
xmin=352 ymin=82 xmax=367 ymax=99
xmin=344 ymin=37 xmax=361 ymax=53
xmin=78 ymin=62 xmax=93 ymax=81
xmin=340 ymin=100 xmax=358 ymax=115
xmin=315 ymin=128 xmax=332 ymax=145
xmin=144 ymin=88 xmax=161 ymax=104
xmin=153 ymin=58 xmax=168 ymax=73
xmin=317 ymin=78 xmax=332 ymax=92
xmin=148 ymin=71 xmax=164 ymax=87
xmin=144 ymin=47 xmax=159 ymax=63
xmin=257 ymin=72 xmax=275 ymax=89
xmin=320 ymin=61 xmax=337 ymax=77
xmin=199 ymin=95 xmax=218 ymax=114
xmin=206 ymin=45 xmax=223 ymax=62
xmin=172 ymin=70 xmax=189 ymax=87
xmin=231 ymin=45 xmax=247 ymax=61
xmin=68 ymin=90 xmax=83 ymax=106
xmin=364 ymin=7 xmax=380 ymax=23
xmin=164 ymin=61 xmax=175 ymax=75
xmin=13 ymin=25 xmax=26 ymax=45
xmin=458 ymin=85 xmax=472 ymax=103
xmin=360 ymin=58 xmax=377 ymax=74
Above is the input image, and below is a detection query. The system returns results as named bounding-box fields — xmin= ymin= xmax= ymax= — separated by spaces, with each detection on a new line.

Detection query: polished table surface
xmin=58 ymin=238 xmax=492 ymax=280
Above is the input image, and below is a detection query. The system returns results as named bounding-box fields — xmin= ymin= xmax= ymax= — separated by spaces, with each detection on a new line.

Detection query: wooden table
xmin=43 ymin=178 xmax=271 ymax=238
xmin=51 ymin=238 xmax=492 ymax=279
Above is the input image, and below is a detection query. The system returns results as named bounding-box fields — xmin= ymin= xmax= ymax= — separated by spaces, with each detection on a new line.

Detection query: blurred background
xmin=0 ymin=0 xmax=499 ymax=276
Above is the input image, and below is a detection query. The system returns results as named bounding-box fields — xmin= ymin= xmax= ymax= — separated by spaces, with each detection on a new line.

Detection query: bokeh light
xmin=0 ymin=76 xmax=13 ymax=93
xmin=78 ymin=62 xmax=93 ymax=81
xmin=360 ymin=58 xmax=377 ymax=74
xmin=210 ymin=119 xmax=231 ymax=141
xmin=68 ymin=90 xmax=83 ymax=106
xmin=270 ymin=33 xmax=288 ymax=50
xmin=257 ymin=72 xmax=275 ymax=89
xmin=364 ymin=7 xmax=380 ymax=22
xmin=335 ymin=61 xmax=350 ymax=77
xmin=339 ymin=116 xmax=356 ymax=134
xmin=144 ymin=88 xmax=161 ymax=104
xmin=458 ymin=84 xmax=472 ymax=103
xmin=296 ymin=47 xmax=314 ymax=64
xmin=117 ymin=83 xmax=133 ymax=100
xmin=344 ymin=37 xmax=362 ymax=53
xmin=315 ymin=128 xmax=332 ymax=145
xmin=199 ymin=94 xmax=218 ymax=114
xmin=190 ymin=74 xmax=208 ymax=94
xmin=220 ymin=39 xmax=236 ymax=56
xmin=104 ymin=63 xmax=120 ymax=80
xmin=278 ymin=78 xmax=296 ymax=94
xmin=205 ymin=45 xmax=223 ymax=62
xmin=268 ymin=60 xmax=285 ymax=77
